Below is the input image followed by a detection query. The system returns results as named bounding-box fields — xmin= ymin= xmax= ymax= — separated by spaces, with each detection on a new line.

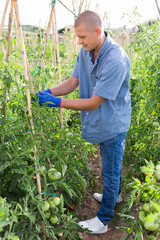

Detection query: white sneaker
xmin=78 ymin=216 xmax=108 ymax=234
xmin=93 ymin=192 xmax=123 ymax=203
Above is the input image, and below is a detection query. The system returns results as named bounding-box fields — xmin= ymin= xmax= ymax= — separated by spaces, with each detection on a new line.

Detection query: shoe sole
xmin=90 ymin=229 xmax=108 ymax=234
xmin=93 ymin=194 xmax=123 ymax=203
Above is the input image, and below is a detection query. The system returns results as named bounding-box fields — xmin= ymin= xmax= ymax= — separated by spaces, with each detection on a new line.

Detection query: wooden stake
xmin=155 ymin=0 xmax=160 ymax=16
xmin=13 ymin=10 xmax=34 ymax=94
xmin=0 ymin=0 xmax=10 ymax=39
xmin=13 ymin=1 xmax=46 ymax=238
xmin=65 ymin=35 xmax=76 ymax=64
xmin=13 ymin=0 xmax=40 ymax=191
xmin=51 ymin=18 xmax=56 ymax=67
xmin=40 ymin=3 xmax=55 ymax=71
xmin=51 ymin=16 xmax=58 ymax=84
xmin=14 ymin=2 xmax=52 ymax=173
xmin=84 ymin=0 xmax=91 ymax=10
xmin=2 ymin=0 xmax=14 ymax=117
xmin=34 ymin=25 xmax=41 ymax=48
xmin=53 ymin=4 xmax=63 ymax=127
xmin=72 ymin=0 xmax=75 ymax=16
xmin=78 ymin=0 xmax=84 ymax=15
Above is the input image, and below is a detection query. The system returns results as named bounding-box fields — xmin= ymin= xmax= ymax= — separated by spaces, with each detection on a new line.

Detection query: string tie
xmin=50 ymin=0 xmax=56 ymax=5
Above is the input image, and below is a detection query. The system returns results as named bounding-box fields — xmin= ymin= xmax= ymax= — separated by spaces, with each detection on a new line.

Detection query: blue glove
xmin=31 ymin=89 xmax=51 ymax=103
xmin=41 ymin=88 xmax=51 ymax=94
xmin=37 ymin=91 xmax=61 ymax=107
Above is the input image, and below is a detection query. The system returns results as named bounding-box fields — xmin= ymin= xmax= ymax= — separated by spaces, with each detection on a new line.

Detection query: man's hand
xmin=37 ymin=91 xmax=61 ymax=107
xmin=31 ymin=89 xmax=51 ymax=103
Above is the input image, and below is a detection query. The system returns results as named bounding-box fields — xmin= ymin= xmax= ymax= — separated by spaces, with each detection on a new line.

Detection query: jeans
xmin=97 ymin=132 xmax=127 ymax=226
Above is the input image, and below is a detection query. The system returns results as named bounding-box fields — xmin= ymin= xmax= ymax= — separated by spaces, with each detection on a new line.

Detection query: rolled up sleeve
xmin=71 ymin=55 xmax=79 ymax=79
xmin=93 ymin=61 xmax=127 ymax=101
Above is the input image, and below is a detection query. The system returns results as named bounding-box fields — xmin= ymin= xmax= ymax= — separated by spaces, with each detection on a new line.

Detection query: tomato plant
xmin=0 ymin=29 xmax=95 ymax=240
xmin=118 ymin=20 xmax=160 ymax=239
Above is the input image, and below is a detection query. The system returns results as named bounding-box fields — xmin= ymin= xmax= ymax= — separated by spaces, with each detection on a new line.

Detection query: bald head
xmin=74 ymin=10 xmax=102 ymax=31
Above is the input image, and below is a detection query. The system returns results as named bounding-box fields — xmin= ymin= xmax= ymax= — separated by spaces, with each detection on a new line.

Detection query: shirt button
xmin=91 ymin=74 xmax=94 ymax=77
xmin=83 ymin=126 xmax=85 ymax=128
xmin=86 ymin=112 xmax=89 ymax=115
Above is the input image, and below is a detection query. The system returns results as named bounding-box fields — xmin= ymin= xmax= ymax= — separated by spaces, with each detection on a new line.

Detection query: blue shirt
xmin=71 ymin=32 xmax=131 ymax=143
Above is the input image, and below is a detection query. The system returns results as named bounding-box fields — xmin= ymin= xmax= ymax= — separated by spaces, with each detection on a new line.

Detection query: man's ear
xmin=96 ymin=27 xmax=102 ymax=37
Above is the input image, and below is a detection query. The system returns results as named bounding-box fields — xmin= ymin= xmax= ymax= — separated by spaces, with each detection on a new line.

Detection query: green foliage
xmin=119 ymin=21 xmax=160 ymax=239
xmin=0 ymin=197 xmax=20 ymax=240
xmin=121 ymin=160 xmax=160 ymax=238
xmin=124 ymin=21 xmax=160 ymax=178
xmin=0 ymin=29 xmax=94 ymax=239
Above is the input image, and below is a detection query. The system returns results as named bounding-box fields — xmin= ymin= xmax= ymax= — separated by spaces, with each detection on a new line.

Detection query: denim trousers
xmin=96 ymin=132 xmax=127 ymax=226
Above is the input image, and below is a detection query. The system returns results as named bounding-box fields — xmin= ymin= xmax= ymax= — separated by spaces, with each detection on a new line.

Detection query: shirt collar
xmin=89 ymin=31 xmax=110 ymax=63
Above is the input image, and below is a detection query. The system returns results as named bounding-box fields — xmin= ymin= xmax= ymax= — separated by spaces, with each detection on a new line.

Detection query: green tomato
xmin=12 ymin=236 xmax=20 ymax=240
xmin=144 ymin=221 xmax=159 ymax=231
xmin=52 ymin=171 xmax=61 ymax=180
xmin=42 ymin=201 xmax=50 ymax=212
xmin=49 ymin=200 xmax=55 ymax=209
xmin=0 ymin=209 xmax=5 ymax=218
xmin=143 ymin=203 xmax=151 ymax=212
xmin=156 ymin=164 xmax=160 ymax=171
xmin=39 ymin=166 xmax=46 ymax=173
xmin=53 ymin=197 xmax=60 ymax=206
xmin=44 ymin=212 xmax=51 ymax=219
xmin=153 ymin=122 xmax=159 ymax=127
xmin=155 ymin=171 xmax=160 ymax=182
xmin=48 ymin=168 xmax=61 ymax=180
xmin=139 ymin=211 xmax=146 ymax=222
xmin=50 ymin=216 xmax=58 ymax=224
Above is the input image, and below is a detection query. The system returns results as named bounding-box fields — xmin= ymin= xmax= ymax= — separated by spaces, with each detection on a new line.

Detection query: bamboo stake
xmin=40 ymin=131 xmax=52 ymax=169
xmin=51 ymin=18 xmax=56 ymax=67
xmin=14 ymin=2 xmax=52 ymax=171
xmin=0 ymin=0 xmax=10 ymax=39
xmin=34 ymin=25 xmax=41 ymax=48
xmin=85 ymin=0 xmax=91 ymax=10
xmin=49 ymin=44 xmax=54 ymax=64
xmin=6 ymin=2 xmax=13 ymax=59
xmin=71 ymin=0 xmax=79 ymax=54
xmin=14 ymin=8 xmax=34 ymax=94
xmin=51 ymin=16 xmax=58 ymax=84
xmin=53 ymin=6 xmax=61 ymax=84
xmin=14 ymin=0 xmax=52 ymax=174
xmin=2 ymin=0 xmax=14 ymax=117
xmin=76 ymin=0 xmax=85 ymax=53
xmin=53 ymin=4 xmax=63 ymax=127
xmin=13 ymin=0 xmax=40 ymax=192
xmin=0 ymin=0 xmax=9 ymax=54
xmin=72 ymin=0 xmax=75 ymax=15
xmin=65 ymin=35 xmax=75 ymax=64
xmin=84 ymin=0 xmax=88 ymax=10
xmin=40 ymin=3 xmax=55 ymax=71
xmin=155 ymin=0 xmax=160 ymax=16
xmin=14 ymin=17 xmax=18 ymax=51
xmin=78 ymin=0 xmax=84 ymax=14
xmin=13 ymin=1 xmax=46 ymax=239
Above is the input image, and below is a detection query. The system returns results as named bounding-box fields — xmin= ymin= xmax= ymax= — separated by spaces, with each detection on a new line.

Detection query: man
xmin=36 ymin=10 xmax=131 ymax=234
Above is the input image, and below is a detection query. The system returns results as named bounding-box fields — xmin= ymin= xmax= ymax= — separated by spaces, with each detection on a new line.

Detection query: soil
xmin=77 ymin=146 xmax=132 ymax=240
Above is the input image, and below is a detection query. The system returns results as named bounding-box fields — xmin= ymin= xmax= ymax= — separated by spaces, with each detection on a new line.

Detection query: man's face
xmin=75 ymin=24 xmax=99 ymax=51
